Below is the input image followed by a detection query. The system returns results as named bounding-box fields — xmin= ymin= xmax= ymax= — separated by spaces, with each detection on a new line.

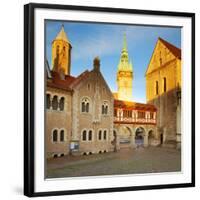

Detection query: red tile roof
xmin=46 ymin=70 xmax=91 ymax=91
xmin=114 ymin=99 xmax=157 ymax=111
xmin=47 ymin=71 xmax=76 ymax=91
xmin=69 ymin=70 xmax=90 ymax=88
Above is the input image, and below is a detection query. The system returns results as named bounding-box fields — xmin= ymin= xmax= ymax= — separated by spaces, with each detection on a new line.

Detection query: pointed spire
xmin=55 ymin=24 xmax=70 ymax=44
xmin=123 ymin=33 xmax=127 ymax=51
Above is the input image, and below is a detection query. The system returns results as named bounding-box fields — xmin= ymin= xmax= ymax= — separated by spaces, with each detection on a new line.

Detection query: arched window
xmin=101 ymin=105 xmax=104 ymax=114
xmin=104 ymin=130 xmax=107 ymax=140
xmin=46 ymin=94 xmax=51 ymax=109
xmin=155 ymin=81 xmax=159 ymax=95
xmin=98 ymin=130 xmax=102 ymax=140
xmin=60 ymin=130 xmax=65 ymax=142
xmin=59 ymin=97 xmax=65 ymax=111
xmin=163 ymin=77 xmax=167 ymax=92
xmin=105 ymin=106 xmax=108 ymax=114
xmin=102 ymin=102 xmax=108 ymax=115
xmin=81 ymin=102 xmax=85 ymax=112
xmin=86 ymin=103 xmax=89 ymax=113
xmin=81 ymin=98 xmax=90 ymax=113
xmin=82 ymin=130 xmax=87 ymax=141
xmin=52 ymin=95 xmax=58 ymax=110
xmin=88 ymin=130 xmax=92 ymax=141
xmin=53 ymin=130 xmax=58 ymax=142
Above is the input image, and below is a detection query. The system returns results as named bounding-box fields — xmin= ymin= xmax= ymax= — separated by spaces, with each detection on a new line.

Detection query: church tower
xmin=117 ymin=34 xmax=133 ymax=101
xmin=52 ymin=25 xmax=72 ymax=75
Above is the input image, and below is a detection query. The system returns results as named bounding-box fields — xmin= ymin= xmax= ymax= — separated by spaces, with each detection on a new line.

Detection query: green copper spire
xmin=117 ymin=33 xmax=133 ymax=72
xmin=123 ymin=33 xmax=127 ymax=51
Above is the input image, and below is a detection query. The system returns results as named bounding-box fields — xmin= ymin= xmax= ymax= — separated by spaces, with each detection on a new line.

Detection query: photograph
xmin=45 ymin=20 xmax=182 ymax=179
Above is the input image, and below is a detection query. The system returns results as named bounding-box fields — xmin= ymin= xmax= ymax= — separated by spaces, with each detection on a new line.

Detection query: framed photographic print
xmin=24 ymin=3 xmax=195 ymax=197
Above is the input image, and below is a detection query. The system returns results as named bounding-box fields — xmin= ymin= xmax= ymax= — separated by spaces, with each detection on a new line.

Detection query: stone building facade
xmin=145 ymin=37 xmax=181 ymax=147
xmin=45 ymin=26 xmax=169 ymax=159
xmin=46 ymin=57 xmax=114 ymax=158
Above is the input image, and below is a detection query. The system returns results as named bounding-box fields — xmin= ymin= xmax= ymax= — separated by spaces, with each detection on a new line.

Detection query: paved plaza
xmin=46 ymin=146 xmax=181 ymax=178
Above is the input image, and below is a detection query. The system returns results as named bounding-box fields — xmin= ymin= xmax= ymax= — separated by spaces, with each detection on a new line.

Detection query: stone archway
xmin=118 ymin=126 xmax=133 ymax=149
xmin=135 ymin=127 xmax=146 ymax=147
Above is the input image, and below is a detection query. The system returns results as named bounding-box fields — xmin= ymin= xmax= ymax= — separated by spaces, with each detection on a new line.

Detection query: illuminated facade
xmin=52 ymin=25 xmax=72 ymax=75
xmin=146 ymin=37 xmax=181 ymax=148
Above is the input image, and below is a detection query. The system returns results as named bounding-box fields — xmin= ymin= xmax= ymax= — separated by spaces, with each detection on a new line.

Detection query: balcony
xmin=114 ymin=117 xmax=156 ymax=124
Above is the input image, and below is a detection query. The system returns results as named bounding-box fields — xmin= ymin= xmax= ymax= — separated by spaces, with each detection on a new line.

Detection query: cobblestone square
xmin=46 ymin=147 xmax=181 ymax=178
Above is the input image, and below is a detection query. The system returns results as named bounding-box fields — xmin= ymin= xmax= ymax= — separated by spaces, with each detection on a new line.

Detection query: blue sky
xmin=45 ymin=20 xmax=181 ymax=103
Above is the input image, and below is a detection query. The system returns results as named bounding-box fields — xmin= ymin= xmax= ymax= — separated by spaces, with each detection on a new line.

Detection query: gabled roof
xmin=159 ymin=37 xmax=181 ymax=59
xmin=69 ymin=70 xmax=90 ymax=88
xmin=47 ymin=71 xmax=76 ymax=91
xmin=145 ymin=37 xmax=181 ymax=75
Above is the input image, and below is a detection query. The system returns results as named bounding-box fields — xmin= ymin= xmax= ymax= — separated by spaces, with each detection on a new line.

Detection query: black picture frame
xmin=24 ymin=3 xmax=195 ymax=197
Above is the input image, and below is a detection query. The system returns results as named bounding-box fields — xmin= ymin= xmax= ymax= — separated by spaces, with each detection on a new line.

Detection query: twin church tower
xmin=52 ymin=25 xmax=134 ymax=101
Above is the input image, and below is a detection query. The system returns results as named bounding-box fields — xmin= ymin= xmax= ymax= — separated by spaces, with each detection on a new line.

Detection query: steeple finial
xmin=123 ymin=32 xmax=127 ymax=51
xmin=54 ymin=24 xmax=70 ymax=44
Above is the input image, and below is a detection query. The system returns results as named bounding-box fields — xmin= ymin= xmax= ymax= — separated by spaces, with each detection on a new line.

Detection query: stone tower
xmin=117 ymin=34 xmax=133 ymax=101
xmin=52 ymin=25 xmax=72 ymax=75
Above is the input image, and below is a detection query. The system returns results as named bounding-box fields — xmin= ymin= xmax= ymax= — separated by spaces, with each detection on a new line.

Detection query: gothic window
xmin=82 ymin=130 xmax=87 ymax=141
xmin=105 ymin=105 xmax=108 ymax=114
xmin=52 ymin=95 xmax=58 ymax=110
xmin=59 ymin=97 xmax=65 ymax=111
xmin=81 ymin=102 xmax=85 ymax=112
xmin=60 ymin=130 xmax=65 ymax=142
xmin=155 ymin=81 xmax=159 ymax=95
xmin=53 ymin=130 xmax=58 ymax=142
xmin=163 ymin=77 xmax=167 ymax=92
xmin=81 ymin=98 xmax=90 ymax=113
xmin=102 ymin=105 xmax=104 ymax=114
xmin=102 ymin=102 xmax=108 ymax=115
xmin=46 ymin=94 xmax=51 ymax=109
xmin=88 ymin=130 xmax=92 ymax=141
xmin=86 ymin=102 xmax=89 ymax=113
xmin=103 ymin=130 xmax=107 ymax=140
xmin=98 ymin=130 xmax=102 ymax=140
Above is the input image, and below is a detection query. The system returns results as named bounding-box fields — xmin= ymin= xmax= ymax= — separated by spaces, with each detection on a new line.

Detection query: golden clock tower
xmin=52 ymin=25 xmax=72 ymax=75
xmin=117 ymin=34 xmax=133 ymax=101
